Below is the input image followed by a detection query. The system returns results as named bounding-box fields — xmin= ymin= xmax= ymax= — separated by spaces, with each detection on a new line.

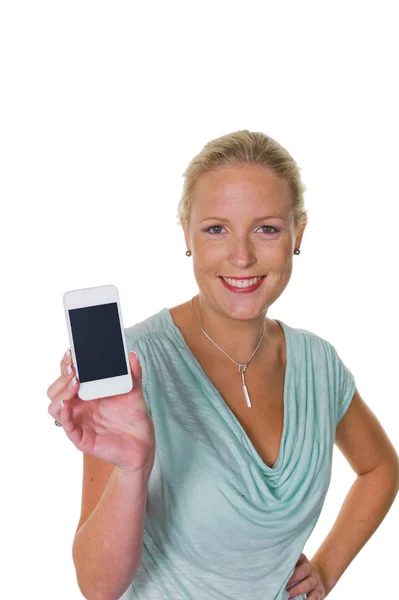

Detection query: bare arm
xmin=311 ymin=388 xmax=399 ymax=594
xmin=72 ymin=467 xmax=150 ymax=600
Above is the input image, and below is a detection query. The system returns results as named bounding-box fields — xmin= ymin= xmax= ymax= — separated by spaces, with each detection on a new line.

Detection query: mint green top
xmin=120 ymin=308 xmax=356 ymax=600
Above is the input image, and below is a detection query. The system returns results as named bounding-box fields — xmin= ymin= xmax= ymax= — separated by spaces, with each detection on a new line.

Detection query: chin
xmin=213 ymin=297 xmax=267 ymax=319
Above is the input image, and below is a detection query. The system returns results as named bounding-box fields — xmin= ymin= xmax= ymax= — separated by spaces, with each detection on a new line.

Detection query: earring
xmin=186 ymin=250 xmax=192 ymax=256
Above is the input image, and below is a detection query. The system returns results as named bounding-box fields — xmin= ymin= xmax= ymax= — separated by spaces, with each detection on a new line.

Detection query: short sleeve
xmin=329 ymin=342 xmax=356 ymax=426
xmin=124 ymin=330 xmax=153 ymax=418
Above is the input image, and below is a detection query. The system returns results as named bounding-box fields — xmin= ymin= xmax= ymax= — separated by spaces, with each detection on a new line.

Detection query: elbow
xmin=71 ymin=545 xmax=109 ymax=600
xmin=74 ymin=574 xmax=122 ymax=600
xmin=72 ymin=544 xmax=135 ymax=600
xmin=77 ymin=584 xmax=131 ymax=600
xmin=365 ymin=456 xmax=399 ymax=498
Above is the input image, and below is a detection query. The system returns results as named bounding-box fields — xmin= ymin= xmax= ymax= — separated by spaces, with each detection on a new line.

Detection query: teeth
xmin=222 ymin=276 xmax=263 ymax=288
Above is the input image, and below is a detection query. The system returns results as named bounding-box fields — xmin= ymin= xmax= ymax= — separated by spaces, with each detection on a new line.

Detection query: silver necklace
xmin=189 ymin=297 xmax=266 ymax=408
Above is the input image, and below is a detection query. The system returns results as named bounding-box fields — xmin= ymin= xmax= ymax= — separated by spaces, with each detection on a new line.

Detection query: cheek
xmin=194 ymin=236 xmax=220 ymax=255
xmin=270 ymin=251 xmax=292 ymax=268
xmin=191 ymin=255 xmax=223 ymax=288
xmin=192 ymin=261 xmax=216 ymax=282
xmin=264 ymin=239 xmax=293 ymax=265
xmin=192 ymin=239 xmax=222 ymax=269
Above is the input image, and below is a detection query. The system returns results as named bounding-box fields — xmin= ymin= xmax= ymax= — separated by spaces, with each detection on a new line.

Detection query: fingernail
xmin=61 ymin=399 xmax=65 ymax=408
xmin=129 ymin=351 xmax=139 ymax=361
xmin=68 ymin=376 xmax=77 ymax=390
xmin=64 ymin=364 xmax=73 ymax=376
xmin=64 ymin=348 xmax=71 ymax=360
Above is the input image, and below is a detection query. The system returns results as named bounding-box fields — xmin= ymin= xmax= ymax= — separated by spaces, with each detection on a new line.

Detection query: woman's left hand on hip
xmin=286 ymin=552 xmax=328 ymax=599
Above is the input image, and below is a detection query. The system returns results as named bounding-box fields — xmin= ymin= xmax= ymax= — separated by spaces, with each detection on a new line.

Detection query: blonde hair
xmin=177 ymin=129 xmax=308 ymax=233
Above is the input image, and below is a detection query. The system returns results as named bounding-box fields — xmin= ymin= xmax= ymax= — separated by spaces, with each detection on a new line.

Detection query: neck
xmin=190 ymin=294 xmax=269 ymax=365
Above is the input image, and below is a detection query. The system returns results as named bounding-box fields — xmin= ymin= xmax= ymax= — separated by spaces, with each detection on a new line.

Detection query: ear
xmin=180 ymin=218 xmax=191 ymax=251
xmin=295 ymin=221 xmax=307 ymax=249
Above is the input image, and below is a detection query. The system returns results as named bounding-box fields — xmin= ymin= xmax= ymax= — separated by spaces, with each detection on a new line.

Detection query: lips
xmin=219 ymin=275 xmax=267 ymax=293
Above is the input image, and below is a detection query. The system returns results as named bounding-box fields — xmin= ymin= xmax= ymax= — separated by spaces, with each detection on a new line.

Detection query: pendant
xmin=238 ymin=363 xmax=252 ymax=408
xmin=242 ymin=385 xmax=252 ymax=408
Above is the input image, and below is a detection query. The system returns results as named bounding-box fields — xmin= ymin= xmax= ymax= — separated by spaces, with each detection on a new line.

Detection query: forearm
xmin=72 ymin=467 xmax=150 ymax=600
xmin=311 ymin=459 xmax=399 ymax=595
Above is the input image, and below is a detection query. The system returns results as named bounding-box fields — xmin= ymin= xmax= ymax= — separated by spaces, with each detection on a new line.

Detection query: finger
xmin=306 ymin=580 xmax=324 ymax=599
xmin=287 ymin=565 xmax=310 ymax=586
xmin=47 ymin=349 xmax=73 ymax=401
xmin=47 ymin=372 xmax=80 ymax=419
xmin=129 ymin=351 xmax=142 ymax=381
xmin=286 ymin=578 xmax=303 ymax=590
xmin=287 ymin=559 xmax=312 ymax=585
xmin=287 ymin=576 xmax=317 ymax=599
xmin=59 ymin=348 xmax=72 ymax=374
xmin=306 ymin=591 xmax=324 ymax=600
xmin=47 ymin=359 xmax=77 ymax=401
xmin=59 ymin=398 xmax=81 ymax=445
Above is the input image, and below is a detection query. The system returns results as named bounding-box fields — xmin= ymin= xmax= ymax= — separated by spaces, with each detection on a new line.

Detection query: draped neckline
xmin=161 ymin=307 xmax=292 ymax=474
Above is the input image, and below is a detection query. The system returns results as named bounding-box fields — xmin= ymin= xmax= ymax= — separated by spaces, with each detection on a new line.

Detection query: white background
xmin=1 ymin=1 xmax=398 ymax=598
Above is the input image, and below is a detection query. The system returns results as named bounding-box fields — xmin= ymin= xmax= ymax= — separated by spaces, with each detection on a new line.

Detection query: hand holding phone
xmin=63 ymin=285 xmax=133 ymax=401
xmin=47 ymin=349 xmax=156 ymax=476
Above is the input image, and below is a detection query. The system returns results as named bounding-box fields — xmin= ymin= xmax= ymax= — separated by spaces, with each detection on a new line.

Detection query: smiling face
xmin=181 ymin=163 xmax=306 ymax=321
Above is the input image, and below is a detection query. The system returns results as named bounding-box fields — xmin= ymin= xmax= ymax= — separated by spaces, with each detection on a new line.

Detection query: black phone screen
xmin=68 ymin=302 xmax=128 ymax=383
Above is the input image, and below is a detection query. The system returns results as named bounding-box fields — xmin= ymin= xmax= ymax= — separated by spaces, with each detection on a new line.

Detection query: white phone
xmin=63 ymin=284 xmax=133 ymax=401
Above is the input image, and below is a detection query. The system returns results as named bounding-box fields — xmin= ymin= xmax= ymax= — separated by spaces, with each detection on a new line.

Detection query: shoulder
xmin=124 ymin=307 xmax=172 ymax=348
xmin=282 ymin=321 xmax=355 ymax=395
xmin=277 ymin=319 xmax=338 ymax=357
xmin=278 ymin=320 xmax=355 ymax=387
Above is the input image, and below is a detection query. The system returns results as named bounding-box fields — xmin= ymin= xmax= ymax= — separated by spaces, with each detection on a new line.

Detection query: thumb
xmin=129 ymin=350 xmax=142 ymax=380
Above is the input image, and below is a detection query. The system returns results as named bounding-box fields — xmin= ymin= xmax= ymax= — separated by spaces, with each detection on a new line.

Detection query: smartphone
xmin=63 ymin=284 xmax=133 ymax=400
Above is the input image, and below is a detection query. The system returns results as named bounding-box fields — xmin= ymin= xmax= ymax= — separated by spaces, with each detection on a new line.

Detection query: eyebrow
xmin=199 ymin=215 xmax=286 ymax=223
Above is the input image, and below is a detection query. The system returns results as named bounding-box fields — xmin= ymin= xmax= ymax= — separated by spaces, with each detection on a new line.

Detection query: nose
xmin=228 ymin=235 xmax=257 ymax=268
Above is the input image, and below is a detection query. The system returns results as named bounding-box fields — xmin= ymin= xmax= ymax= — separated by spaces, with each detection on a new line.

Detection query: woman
xmin=47 ymin=130 xmax=399 ymax=600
